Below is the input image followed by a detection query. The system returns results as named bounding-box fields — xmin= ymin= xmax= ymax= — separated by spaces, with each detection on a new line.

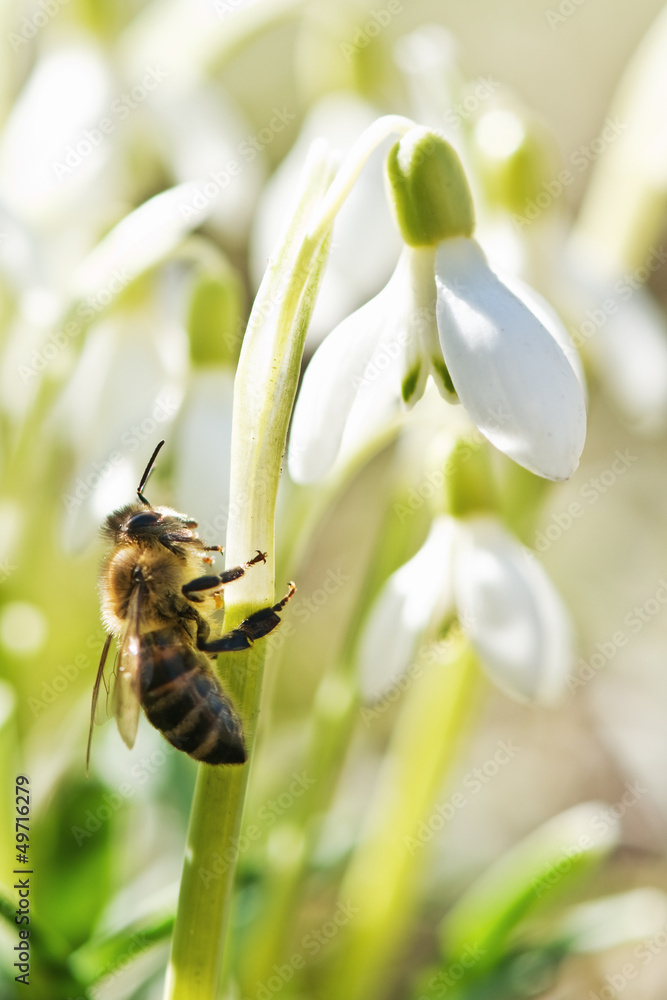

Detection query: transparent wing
xmin=86 ymin=633 xmax=113 ymax=772
xmin=112 ymin=584 xmax=144 ymax=749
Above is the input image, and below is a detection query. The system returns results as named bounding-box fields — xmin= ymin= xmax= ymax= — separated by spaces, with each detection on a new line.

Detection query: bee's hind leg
xmin=199 ymin=583 xmax=296 ymax=653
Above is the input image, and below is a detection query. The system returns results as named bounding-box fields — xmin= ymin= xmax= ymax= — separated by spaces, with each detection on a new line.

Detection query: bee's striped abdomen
xmin=140 ymin=630 xmax=246 ymax=764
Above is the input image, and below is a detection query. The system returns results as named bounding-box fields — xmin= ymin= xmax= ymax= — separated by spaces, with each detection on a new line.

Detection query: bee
xmin=88 ymin=440 xmax=295 ymax=768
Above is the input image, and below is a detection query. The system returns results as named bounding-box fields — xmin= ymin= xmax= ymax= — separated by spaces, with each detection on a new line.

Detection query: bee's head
xmin=102 ymin=503 xmax=197 ymax=546
xmin=102 ymin=503 xmax=164 ymax=543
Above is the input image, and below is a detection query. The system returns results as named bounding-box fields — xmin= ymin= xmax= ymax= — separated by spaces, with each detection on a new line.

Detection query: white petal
xmin=358 ymin=517 xmax=456 ymax=702
xmin=499 ymin=272 xmax=587 ymax=397
xmin=435 ymin=237 xmax=587 ymax=481
xmin=289 ymin=265 xmax=405 ymax=484
xmin=453 ymin=517 xmax=574 ymax=703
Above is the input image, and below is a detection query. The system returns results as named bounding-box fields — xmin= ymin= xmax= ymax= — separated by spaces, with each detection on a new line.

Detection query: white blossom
xmin=289 ymin=235 xmax=586 ymax=484
xmin=359 ymin=514 xmax=574 ymax=705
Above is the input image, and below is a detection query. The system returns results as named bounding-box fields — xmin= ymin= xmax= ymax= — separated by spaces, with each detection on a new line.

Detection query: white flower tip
xmin=435 ymin=238 xmax=587 ymax=482
xmin=454 ymin=518 xmax=574 ymax=705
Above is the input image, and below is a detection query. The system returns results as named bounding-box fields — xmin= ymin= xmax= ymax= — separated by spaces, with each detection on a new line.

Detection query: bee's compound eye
xmin=127 ymin=511 xmax=161 ymax=531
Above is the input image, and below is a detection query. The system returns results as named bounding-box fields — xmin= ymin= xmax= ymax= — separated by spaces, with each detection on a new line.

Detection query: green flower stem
xmin=164 ymin=141 xmax=333 ymax=1000
xmin=321 ymin=634 xmax=479 ymax=1000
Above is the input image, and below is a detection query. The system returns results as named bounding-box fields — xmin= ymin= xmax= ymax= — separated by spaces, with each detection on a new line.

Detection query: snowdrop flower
xmin=359 ymin=513 xmax=574 ymax=706
xmin=289 ymin=128 xmax=586 ymax=484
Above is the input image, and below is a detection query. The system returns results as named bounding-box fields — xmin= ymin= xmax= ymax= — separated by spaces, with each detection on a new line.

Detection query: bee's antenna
xmin=137 ymin=440 xmax=165 ymax=506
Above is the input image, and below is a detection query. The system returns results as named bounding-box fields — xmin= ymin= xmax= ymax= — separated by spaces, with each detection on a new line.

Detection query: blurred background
xmin=2 ymin=0 xmax=667 ymax=998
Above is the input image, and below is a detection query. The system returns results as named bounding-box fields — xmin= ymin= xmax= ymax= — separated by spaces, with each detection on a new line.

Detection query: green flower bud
xmin=385 ymin=128 xmax=475 ymax=247
xmin=187 ymin=271 xmax=244 ymax=368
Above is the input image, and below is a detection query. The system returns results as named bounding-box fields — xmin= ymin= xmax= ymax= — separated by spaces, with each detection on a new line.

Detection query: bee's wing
xmin=112 ymin=584 xmax=144 ymax=750
xmin=86 ymin=633 xmax=113 ymax=773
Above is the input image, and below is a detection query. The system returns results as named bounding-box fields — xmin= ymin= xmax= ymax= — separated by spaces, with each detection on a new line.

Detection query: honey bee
xmin=88 ymin=440 xmax=295 ymax=768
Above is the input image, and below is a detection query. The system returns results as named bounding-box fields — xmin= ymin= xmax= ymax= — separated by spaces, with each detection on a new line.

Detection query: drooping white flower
xmin=358 ymin=514 xmax=574 ymax=706
xmin=288 ymin=128 xmax=586 ymax=485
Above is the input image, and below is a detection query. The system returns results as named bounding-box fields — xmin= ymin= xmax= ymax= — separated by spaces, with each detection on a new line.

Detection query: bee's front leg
xmin=198 ymin=583 xmax=296 ymax=653
xmin=181 ymin=551 xmax=268 ymax=600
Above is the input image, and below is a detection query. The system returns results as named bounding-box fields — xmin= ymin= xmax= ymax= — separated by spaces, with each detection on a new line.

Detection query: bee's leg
xmin=201 ymin=543 xmax=222 ymax=565
xmin=199 ymin=583 xmax=296 ymax=653
xmin=182 ymin=551 xmax=268 ymax=599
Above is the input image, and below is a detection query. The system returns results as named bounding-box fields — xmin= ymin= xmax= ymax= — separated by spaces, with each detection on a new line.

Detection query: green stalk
xmin=321 ymin=634 xmax=479 ymax=1000
xmin=164 ymin=143 xmax=333 ymax=1000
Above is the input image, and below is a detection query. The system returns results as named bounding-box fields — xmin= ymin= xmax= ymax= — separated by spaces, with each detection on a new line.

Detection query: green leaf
xmin=441 ymin=801 xmax=619 ymax=969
